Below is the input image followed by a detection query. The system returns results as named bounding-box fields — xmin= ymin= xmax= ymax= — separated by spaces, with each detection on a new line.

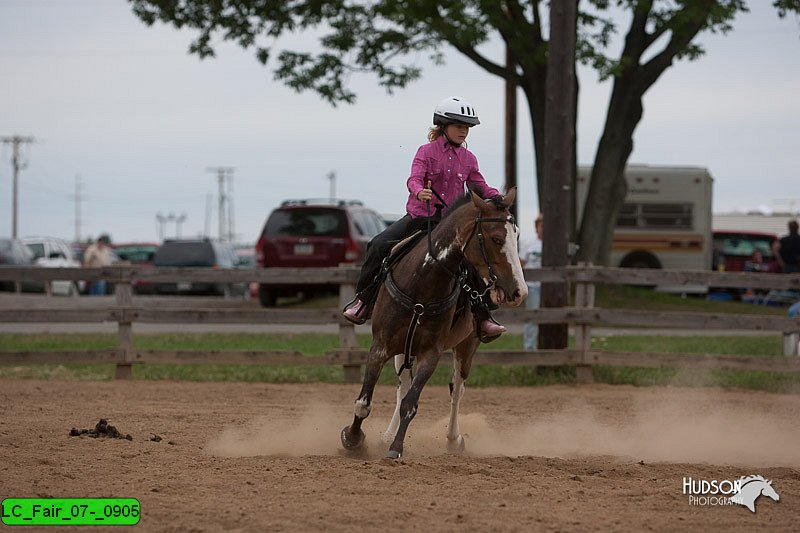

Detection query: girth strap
xmin=385 ymin=267 xmax=467 ymax=375
xmin=384 ymin=269 xmax=465 ymax=316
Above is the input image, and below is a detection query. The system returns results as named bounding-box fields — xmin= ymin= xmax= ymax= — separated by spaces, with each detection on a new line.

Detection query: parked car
xmin=712 ymin=231 xmax=780 ymax=272
xmin=255 ymin=199 xmax=387 ymax=307
xmin=112 ymin=242 xmax=159 ymax=294
xmin=151 ymin=238 xmax=247 ymax=297
xmin=0 ymin=237 xmax=39 ymax=292
xmin=22 ymin=236 xmax=83 ymax=296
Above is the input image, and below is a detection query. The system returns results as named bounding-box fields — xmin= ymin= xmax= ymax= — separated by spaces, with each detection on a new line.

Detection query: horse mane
xmin=440 ymin=194 xmax=473 ymax=221
xmin=440 ymin=190 xmax=508 ymax=222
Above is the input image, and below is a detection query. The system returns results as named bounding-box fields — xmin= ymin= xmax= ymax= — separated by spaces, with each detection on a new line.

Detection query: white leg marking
xmin=383 ymin=354 xmax=411 ymax=443
xmin=447 ymin=372 xmax=465 ymax=442
xmin=354 ymin=395 xmax=371 ymax=419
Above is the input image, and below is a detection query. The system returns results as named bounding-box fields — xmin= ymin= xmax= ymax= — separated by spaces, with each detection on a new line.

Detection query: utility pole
xmin=204 ymin=192 xmax=212 ymax=238
xmin=175 ymin=213 xmax=187 ymax=238
xmin=156 ymin=212 xmax=167 ymax=242
xmin=73 ymin=174 xmax=84 ymax=242
xmin=206 ymin=167 xmax=234 ymax=242
xmin=1 ymin=135 xmax=35 ymax=238
xmin=227 ymin=175 xmax=235 ymax=242
xmin=540 ymin=0 xmax=576 ymax=350
xmin=504 ymin=45 xmax=518 ymax=219
xmin=327 ymin=171 xmax=336 ymax=203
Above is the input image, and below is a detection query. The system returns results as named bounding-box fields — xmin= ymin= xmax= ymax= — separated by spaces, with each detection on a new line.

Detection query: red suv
xmin=255 ymin=200 xmax=386 ymax=307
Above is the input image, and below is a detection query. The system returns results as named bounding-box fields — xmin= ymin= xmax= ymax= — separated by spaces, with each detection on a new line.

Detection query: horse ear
xmin=504 ymin=187 xmax=517 ymax=207
xmin=471 ymin=190 xmax=492 ymax=214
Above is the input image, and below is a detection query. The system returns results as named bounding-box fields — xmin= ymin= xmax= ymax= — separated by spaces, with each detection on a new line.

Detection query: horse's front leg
xmin=386 ymin=351 xmax=441 ymax=459
xmin=382 ymin=353 xmax=411 ymax=444
xmin=341 ymin=348 xmax=387 ymax=451
xmin=446 ymin=336 xmax=479 ymax=454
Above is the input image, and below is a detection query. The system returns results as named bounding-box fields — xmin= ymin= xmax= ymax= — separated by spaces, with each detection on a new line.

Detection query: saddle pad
xmin=387 ymin=230 xmax=426 ymax=265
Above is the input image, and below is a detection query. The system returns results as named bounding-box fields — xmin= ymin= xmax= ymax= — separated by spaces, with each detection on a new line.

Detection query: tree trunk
xmin=521 ymin=78 xmax=546 ymax=212
xmin=577 ymin=76 xmax=644 ymax=265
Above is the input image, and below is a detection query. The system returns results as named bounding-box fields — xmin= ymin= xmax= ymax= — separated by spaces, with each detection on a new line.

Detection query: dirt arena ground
xmin=1 ymin=379 xmax=798 ymax=532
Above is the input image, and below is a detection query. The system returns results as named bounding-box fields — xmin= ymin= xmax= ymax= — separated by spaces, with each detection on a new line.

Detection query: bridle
xmin=385 ymin=192 xmax=515 ymax=375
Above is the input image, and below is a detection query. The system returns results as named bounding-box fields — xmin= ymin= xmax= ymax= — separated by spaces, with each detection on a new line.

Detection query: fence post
xmin=338 ymin=270 xmax=361 ymax=384
xmin=574 ymin=265 xmax=595 ymax=384
xmin=114 ymin=267 xmax=134 ymax=379
xmin=784 ymin=332 xmax=799 ymax=357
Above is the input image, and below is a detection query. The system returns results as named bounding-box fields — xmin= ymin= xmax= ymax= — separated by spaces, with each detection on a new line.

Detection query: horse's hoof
xmin=447 ymin=435 xmax=466 ymax=454
xmin=385 ymin=449 xmax=402 ymax=460
xmin=341 ymin=426 xmax=366 ymax=450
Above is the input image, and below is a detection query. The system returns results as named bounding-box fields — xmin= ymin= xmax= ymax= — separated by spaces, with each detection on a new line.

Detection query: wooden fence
xmin=1 ymin=264 xmax=799 ymax=383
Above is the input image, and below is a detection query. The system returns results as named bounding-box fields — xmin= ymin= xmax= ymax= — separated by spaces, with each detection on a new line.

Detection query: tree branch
xmin=638 ymin=17 xmax=706 ymax=92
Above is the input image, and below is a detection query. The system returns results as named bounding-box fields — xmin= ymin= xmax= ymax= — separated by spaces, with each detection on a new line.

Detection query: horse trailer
xmin=576 ymin=164 xmax=714 ymax=293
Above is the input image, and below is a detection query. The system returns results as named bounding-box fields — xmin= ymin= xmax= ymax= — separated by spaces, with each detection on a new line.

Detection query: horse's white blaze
xmin=503 ymin=220 xmax=528 ymax=303
xmin=354 ymin=395 xmax=371 ymax=418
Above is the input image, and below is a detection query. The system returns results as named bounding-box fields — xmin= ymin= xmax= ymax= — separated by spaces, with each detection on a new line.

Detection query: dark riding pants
xmin=356 ymin=214 xmax=431 ymax=295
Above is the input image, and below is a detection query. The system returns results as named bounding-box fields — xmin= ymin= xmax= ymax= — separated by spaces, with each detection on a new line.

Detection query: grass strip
xmin=1 ymin=332 xmax=797 ymax=393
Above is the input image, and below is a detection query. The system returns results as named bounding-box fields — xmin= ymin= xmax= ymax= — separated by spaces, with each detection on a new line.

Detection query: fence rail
xmin=1 ymin=265 xmax=799 ymax=382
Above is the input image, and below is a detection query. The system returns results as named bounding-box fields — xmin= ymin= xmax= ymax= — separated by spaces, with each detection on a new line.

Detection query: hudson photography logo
xmin=682 ymin=475 xmax=780 ymax=512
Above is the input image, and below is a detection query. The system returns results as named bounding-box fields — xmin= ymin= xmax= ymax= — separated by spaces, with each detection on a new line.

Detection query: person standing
xmin=520 ymin=214 xmax=543 ymax=351
xmin=773 ymin=220 xmax=800 ymax=273
xmin=83 ymin=234 xmax=112 ymax=295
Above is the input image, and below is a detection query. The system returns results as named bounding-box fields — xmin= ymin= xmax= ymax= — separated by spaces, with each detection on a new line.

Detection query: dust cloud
xmin=207 ymin=390 xmax=799 ymax=467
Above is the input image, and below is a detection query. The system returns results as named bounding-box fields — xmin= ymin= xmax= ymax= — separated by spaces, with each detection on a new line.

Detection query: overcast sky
xmin=1 ymin=0 xmax=798 ymax=245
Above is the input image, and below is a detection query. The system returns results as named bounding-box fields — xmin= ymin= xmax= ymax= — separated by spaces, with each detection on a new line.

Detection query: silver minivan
xmin=23 ymin=236 xmax=83 ymax=296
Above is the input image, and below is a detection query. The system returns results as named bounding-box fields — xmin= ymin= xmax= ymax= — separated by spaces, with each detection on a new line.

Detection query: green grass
xmin=594 ymin=284 xmax=787 ymax=315
xmin=589 ymin=334 xmax=800 ymax=393
xmin=1 ymin=328 xmax=798 ymax=393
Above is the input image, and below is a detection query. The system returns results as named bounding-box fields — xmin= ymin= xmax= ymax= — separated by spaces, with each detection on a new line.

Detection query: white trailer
xmin=576 ymin=165 xmax=714 ymax=291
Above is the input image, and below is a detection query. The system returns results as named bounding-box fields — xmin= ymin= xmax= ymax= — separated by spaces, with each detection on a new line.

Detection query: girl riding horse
xmin=343 ymin=96 xmax=507 ymax=342
xmin=341 ymin=188 xmax=528 ymax=458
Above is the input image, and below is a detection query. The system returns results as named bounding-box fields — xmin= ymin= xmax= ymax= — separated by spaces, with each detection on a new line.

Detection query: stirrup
xmin=342 ymin=298 xmax=368 ymax=325
xmin=478 ymin=318 xmax=505 ymax=344
xmin=479 ymin=332 xmax=503 ymax=344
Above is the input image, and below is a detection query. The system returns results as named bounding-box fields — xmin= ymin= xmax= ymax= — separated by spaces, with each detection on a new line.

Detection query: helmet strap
xmin=442 ymin=126 xmax=462 ymax=147
xmin=441 ymin=122 xmax=467 ymax=148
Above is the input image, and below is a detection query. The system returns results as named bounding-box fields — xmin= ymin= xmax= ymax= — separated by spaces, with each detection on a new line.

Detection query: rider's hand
xmin=417 ymin=188 xmax=433 ymax=202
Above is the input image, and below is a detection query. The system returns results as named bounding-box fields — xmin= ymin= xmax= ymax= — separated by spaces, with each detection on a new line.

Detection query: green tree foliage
xmin=129 ymin=0 xmax=798 ymax=265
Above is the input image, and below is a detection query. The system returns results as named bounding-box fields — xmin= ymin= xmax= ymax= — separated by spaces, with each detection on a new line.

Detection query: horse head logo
xmin=731 ymin=475 xmax=780 ymax=513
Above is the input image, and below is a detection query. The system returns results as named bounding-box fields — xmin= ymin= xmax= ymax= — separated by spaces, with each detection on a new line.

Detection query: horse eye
xmin=491 ymin=237 xmax=504 ymax=246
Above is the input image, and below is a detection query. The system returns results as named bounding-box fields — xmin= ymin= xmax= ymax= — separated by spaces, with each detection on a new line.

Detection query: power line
xmin=1 ymin=135 xmax=35 ymax=238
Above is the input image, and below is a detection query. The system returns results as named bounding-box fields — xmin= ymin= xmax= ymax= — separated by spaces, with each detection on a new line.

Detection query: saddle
xmin=388 ymin=230 xmax=425 ymax=262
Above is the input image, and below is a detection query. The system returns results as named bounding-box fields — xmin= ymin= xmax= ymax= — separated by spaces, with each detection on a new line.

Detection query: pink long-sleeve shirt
xmin=405 ymin=135 xmax=500 ymax=218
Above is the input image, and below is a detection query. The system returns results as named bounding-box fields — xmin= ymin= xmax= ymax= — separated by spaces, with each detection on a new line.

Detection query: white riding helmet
xmin=433 ymin=96 xmax=480 ymax=127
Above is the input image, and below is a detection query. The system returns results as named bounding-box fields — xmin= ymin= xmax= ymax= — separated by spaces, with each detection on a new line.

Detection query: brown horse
xmin=341 ymin=189 xmax=527 ymax=458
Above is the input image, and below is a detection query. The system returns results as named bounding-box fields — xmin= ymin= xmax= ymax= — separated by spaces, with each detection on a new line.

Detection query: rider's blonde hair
xmin=427 ymin=125 xmax=468 ymax=148
xmin=427 ymin=125 xmax=444 ymax=142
